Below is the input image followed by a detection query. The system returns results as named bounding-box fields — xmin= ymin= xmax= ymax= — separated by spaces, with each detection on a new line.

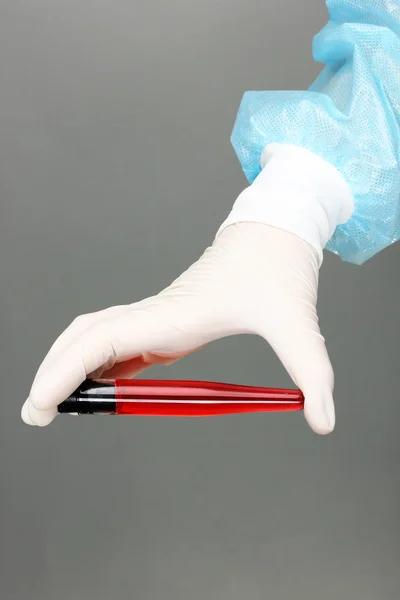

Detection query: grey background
xmin=1 ymin=1 xmax=399 ymax=599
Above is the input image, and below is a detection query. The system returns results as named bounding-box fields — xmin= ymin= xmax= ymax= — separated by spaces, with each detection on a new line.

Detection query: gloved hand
xmin=22 ymin=144 xmax=354 ymax=434
xmin=22 ymin=222 xmax=335 ymax=434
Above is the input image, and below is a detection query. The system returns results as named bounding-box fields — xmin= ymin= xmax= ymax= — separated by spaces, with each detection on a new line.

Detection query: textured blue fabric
xmin=231 ymin=1 xmax=400 ymax=264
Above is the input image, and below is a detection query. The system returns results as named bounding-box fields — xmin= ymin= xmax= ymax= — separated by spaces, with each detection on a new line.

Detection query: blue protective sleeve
xmin=231 ymin=0 xmax=400 ymax=264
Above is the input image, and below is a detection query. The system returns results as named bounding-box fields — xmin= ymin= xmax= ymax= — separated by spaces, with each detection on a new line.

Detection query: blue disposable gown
xmin=231 ymin=1 xmax=400 ymax=264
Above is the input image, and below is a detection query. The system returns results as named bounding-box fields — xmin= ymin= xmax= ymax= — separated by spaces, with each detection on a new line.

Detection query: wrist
xmin=218 ymin=144 xmax=354 ymax=265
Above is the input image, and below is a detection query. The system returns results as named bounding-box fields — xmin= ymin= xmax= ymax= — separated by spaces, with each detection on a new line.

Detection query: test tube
xmin=57 ymin=379 xmax=304 ymax=417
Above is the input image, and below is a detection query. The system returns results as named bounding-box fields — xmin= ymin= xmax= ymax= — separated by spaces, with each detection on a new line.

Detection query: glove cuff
xmin=218 ymin=143 xmax=354 ymax=265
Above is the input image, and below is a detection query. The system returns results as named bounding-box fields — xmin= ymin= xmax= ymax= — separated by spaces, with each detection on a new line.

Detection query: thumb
xmin=260 ymin=311 xmax=335 ymax=435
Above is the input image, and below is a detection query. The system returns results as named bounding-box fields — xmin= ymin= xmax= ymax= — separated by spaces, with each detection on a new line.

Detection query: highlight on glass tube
xmin=57 ymin=379 xmax=304 ymax=417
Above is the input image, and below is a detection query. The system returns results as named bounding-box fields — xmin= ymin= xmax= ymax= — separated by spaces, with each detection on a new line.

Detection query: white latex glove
xmin=22 ymin=145 xmax=354 ymax=434
xmin=22 ymin=224 xmax=334 ymax=433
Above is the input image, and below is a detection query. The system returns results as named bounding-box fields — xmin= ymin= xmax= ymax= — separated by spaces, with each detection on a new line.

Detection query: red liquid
xmin=115 ymin=379 xmax=304 ymax=417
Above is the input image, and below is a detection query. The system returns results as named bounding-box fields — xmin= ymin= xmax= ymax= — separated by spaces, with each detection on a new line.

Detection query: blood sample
xmin=57 ymin=379 xmax=304 ymax=417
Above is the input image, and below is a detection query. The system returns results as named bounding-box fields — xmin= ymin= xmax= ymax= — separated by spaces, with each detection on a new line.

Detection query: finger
xmin=21 ymin=399 xmax=36 ymax=426
xmin=21 ymin=398 xmax=58 ymax=427
xmin=259 ymin=317 xmax=335 ymax=435
xmin=28 ymin=306 xmax=212 ymax=419
xmin=23 ymin=307 xmax=131 ymax=426
xmin=28 ymin=319 xmax=126 ymax=417
xmin=33 ymin=306 xmax=130 ymax=383
xmin=102 ymin=346 xmax=202 ymax=379
xmin=101 ymin=350 xmax=194 ymax=379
